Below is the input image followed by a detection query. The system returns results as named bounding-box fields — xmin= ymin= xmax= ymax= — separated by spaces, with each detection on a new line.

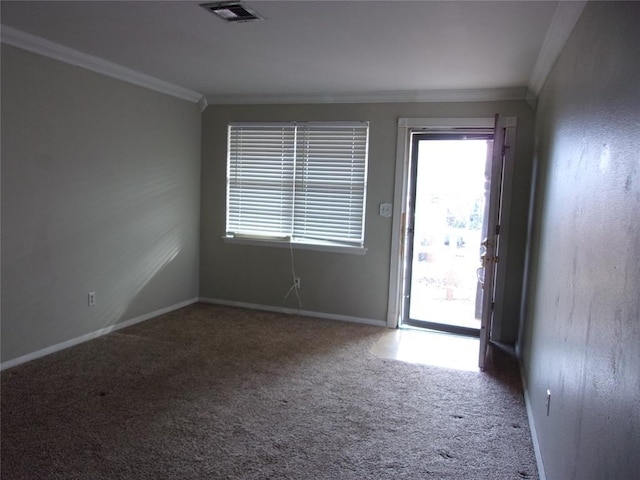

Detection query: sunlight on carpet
xmin=370 ymin=327 xmax=479 ymax=371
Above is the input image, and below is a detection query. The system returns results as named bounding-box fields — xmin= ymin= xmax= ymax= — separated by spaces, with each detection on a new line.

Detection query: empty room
xmin=1 ymin=1 xmax=638 ymax=479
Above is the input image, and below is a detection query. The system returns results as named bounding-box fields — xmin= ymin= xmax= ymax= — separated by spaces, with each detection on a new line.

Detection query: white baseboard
xmin=199 ymin=297 xmax=387 ymax=328
xmin=0 ymin=298 xmax=199 ymax=371
xmin=518 ymin=353 xmax=547 ymax=480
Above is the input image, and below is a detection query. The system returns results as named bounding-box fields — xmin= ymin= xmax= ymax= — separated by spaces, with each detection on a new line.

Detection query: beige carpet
xmin=1 ymin=303 xmax=538 ymax=479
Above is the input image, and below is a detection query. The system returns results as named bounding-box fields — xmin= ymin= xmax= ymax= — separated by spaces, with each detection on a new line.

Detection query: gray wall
xmin=1 ymin=46 xmax=201 ymax=363
xmin=201 ymin=101 xmax=534 ymax=340
xmin=519 ymin=3 xmax=640 ymax=479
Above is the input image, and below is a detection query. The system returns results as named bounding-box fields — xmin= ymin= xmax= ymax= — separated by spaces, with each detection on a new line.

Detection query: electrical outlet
xmin=88 ymin=292 xmax=96 ymax=306
xmin=294 ymin=277 xmax=301 ymax=288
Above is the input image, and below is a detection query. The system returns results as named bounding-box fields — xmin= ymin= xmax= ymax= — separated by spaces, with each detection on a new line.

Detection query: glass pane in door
xmin=408 ymin=138 xmax=492 ymax=331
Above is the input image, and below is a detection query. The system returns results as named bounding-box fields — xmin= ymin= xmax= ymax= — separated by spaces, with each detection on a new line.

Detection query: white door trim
xmin=386 ymin=117 xmax=497 ymax=329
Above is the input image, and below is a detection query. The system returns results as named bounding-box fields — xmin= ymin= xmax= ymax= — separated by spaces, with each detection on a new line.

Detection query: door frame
xmin=387 ymin=117 xmax=517 ymax=339
xmin=402 ymin=131 xmax=494 ymax=337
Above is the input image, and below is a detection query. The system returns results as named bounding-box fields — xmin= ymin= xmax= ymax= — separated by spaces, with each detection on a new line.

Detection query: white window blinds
xmin=227 ymin=122 xmax=369 ymax=247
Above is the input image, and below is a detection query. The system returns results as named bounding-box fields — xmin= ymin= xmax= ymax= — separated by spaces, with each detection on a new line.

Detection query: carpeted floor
xmin=1 ymin=303 xmax=538 ymax=479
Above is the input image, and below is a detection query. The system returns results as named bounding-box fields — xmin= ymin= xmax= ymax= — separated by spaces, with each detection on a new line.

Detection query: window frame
xmin=223 ymin=121 xmax=369 ymax=255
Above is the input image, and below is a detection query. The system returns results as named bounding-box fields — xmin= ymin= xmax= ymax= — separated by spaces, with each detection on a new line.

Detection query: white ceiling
xmin=0 ymin=1 xmax=582 ymax=104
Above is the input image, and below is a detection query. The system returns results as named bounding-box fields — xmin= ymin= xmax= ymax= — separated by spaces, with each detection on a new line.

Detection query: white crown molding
xmin=205 ymin=86 xmax=530 ymax=106
xmin=525 ymin=88 xmax=538 ymax=110
xmin=1 ymin=25 xmax=204 ymax=104
xmin=528 ymin=0 xmax=587 ymax=96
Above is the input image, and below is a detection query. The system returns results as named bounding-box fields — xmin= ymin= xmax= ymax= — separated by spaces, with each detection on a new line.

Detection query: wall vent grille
xmin=199 ymin=2 xmax=263 ymax=23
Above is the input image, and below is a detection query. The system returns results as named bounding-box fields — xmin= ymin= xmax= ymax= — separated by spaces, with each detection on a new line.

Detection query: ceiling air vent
xmin=200 ymin=1 xmax=263 ymax=23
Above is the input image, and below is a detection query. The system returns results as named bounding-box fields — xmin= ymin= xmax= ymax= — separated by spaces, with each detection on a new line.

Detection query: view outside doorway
xmin=408 ymin=138 xmax=492 ymax=332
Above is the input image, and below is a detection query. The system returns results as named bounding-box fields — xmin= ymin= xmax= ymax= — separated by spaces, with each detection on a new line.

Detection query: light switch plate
xmin=379 ymin=202 xmax=392 ymax=217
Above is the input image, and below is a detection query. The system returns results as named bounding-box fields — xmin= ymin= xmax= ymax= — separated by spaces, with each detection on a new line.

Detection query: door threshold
xmin=371 ymin=327 xmax=479 ymax=371
xmin=402 ymin=319 xmax=480 ymax=338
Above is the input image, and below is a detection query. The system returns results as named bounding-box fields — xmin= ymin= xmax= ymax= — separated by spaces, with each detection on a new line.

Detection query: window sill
xmin=222 ymin=235 xmax=367 ymax=255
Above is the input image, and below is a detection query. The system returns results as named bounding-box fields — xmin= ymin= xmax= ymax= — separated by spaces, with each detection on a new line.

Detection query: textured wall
xmin=1 ymin=46 xmax=201 ymax=363
xmin=520 ymin=2 xmax=640 ymax=478
xmin=200 ymin=101 xmax=534 ymax=340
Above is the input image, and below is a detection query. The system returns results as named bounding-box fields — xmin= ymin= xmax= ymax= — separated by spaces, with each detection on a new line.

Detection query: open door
xmin=390 ymin=116 xmax=516 ymax=369
xmin=478 ymin=115 xmax=506 ymax=370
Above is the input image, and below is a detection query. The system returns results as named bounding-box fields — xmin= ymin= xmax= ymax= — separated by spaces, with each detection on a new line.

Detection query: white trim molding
xmin=206 ymin=87 xmax=530 ymax=106
xmin=397 ymin=117 xmax=496 ymax=129
xmin=0 ymin=25 xmax=203 ymax=103
xmin=0 ymin=298 xmax=199 ymax=371
xmin=387 ymin=117 xmax=496 ymax=329
xmin=518 ymin=357 xmax=548 ymax=480
xmin=528 ymin=1 xmax=587 ymax=97
xmin=200 ymin=297 xmax=387 ymax=328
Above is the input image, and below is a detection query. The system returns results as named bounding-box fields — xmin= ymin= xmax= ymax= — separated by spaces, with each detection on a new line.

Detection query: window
xmin=225 ymin=122 xmax=369 ymax=252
